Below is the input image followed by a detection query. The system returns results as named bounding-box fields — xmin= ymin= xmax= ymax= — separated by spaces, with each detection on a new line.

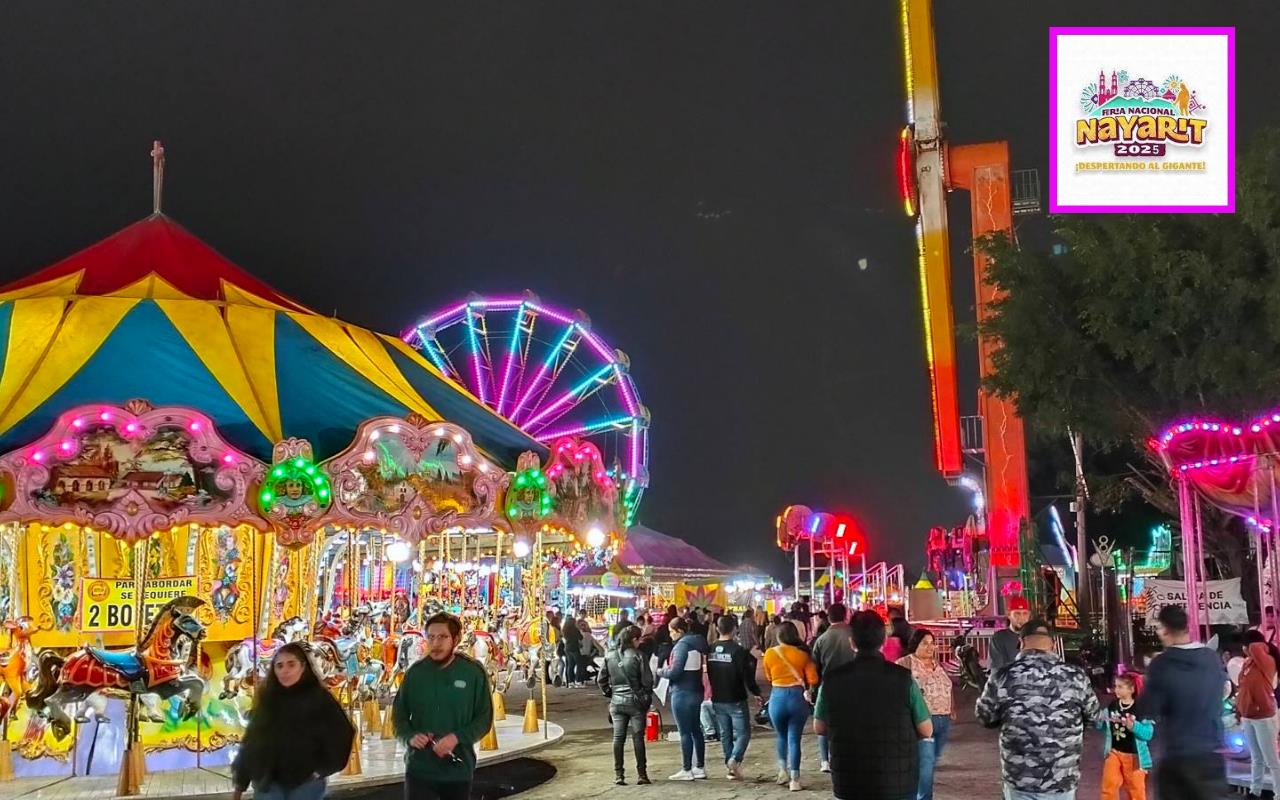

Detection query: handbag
xmin=778 ymin=647 xmax=814 ymax=706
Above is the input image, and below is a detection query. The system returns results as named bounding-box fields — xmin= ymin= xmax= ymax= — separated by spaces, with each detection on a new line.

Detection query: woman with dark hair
xmin=232 ymin=642 xmax=355 ymax=800
xmin=763 ymin=621 xmax=820 ymax=791
xmin=599 ymin=625 xmax=654 ymax=785
xmin=883 ymin=615 xmax=912 ymax=662
xmin=657 ymin=616 xmax=710 ymax=781
xmin=898 ymin=628 xmax=954 ymax=800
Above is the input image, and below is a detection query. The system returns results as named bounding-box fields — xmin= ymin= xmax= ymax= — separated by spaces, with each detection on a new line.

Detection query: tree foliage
xmin=977 ymin=128 xmax=1280 ymax=572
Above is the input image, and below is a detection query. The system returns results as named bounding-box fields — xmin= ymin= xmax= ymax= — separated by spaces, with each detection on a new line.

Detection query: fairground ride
xmin=898 ymin=0 xmax=1038 ymax=610
xmin=404 ymin=293 xmax=650 ymax=527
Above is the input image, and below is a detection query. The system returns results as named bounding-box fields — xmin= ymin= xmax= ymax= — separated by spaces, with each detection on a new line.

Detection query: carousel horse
xmin=461 ymin=627 xmax=512 ymax=693
xmin=388 ymin=629 xmax=426 ymax=687
xmin=309 ymin=634 xmax=369 ymax=700
xmin=0 ymin=617 xmax=36 ymax=723
xmin=26 ymin=597 xmax=208 ymax=741
xmin=220 ymin=616 xmax=309 ymax=699
xmin=72 ymin=640 xmax=214 ymax=725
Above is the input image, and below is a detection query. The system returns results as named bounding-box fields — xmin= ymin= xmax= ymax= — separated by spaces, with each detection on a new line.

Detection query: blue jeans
xmin=1002 ymin=789 xmax=1075 ymax=800
xmin=255 ymin=779 xmax=326 ymax=800
xmin=768 ymin=686 xmax=810 ymax=775
xmin=819 ymin=733 xmax=829 ymax=764
xmin=918 ymin=714 xmax=951 ymax=800
xmin=712 ymin=700 xmax=751 ymax=764
xmin=671 ymin=688 xmax=705 ymax=771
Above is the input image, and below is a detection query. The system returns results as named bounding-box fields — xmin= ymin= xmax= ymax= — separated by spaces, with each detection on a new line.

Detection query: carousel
xmin=0 ymin=178 xmax=642 ymax=785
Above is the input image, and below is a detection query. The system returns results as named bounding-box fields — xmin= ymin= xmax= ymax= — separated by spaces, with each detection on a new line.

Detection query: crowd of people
xmin=223 ymin=596 xmax=1280 ymax=800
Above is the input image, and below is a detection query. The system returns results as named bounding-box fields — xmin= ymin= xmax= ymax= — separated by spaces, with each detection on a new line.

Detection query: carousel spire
xmin=151 ymin=139 xmax=166 ymax=215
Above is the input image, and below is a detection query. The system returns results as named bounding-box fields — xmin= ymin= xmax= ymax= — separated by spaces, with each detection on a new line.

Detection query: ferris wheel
xmin=404 ymin=292 xmax=650 ymax=520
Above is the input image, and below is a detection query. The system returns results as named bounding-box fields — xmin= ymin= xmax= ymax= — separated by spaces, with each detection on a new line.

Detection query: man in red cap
xmin=989 ymin=597 xmax=1031 ymax=674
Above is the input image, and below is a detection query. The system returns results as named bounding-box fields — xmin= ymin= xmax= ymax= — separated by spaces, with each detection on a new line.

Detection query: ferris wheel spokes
xmin=494 ymin=303 xmax=536 ymax=418
xmin=508 ymin=321 xmax=583 ymax=426
xmin=524 ymin=363 xmax=621 ymax=433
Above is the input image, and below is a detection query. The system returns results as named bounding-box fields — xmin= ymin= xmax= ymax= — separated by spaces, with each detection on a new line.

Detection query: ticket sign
xmin=80 ymin=576 xmax=198 ymax=633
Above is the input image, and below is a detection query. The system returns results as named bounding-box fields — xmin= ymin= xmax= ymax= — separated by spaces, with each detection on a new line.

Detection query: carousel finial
xmin=151 ymin=140 xmax=166 ymax=215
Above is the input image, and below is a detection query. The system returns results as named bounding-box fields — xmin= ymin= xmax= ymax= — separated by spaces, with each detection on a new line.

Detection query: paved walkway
xmin=0 ymin=714 xmax=562 ymax=800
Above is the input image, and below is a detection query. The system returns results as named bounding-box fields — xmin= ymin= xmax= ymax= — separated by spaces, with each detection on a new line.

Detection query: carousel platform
xmin=0 ymin=716 xmax=564 ymax=800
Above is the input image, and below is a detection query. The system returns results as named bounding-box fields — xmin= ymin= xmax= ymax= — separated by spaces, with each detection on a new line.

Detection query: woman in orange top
xmin=762 ymin=621 xmax=820 ymax=791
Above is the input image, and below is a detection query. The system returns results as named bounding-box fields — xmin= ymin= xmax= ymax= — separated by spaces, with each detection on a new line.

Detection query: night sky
xmin=2 ymin=3 xmax=1276 ymax=578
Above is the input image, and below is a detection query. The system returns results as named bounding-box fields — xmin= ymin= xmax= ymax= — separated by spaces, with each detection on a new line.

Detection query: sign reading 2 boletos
xmin=81 ymin=576 xmax=198 ymax=633
xmin=1049 ymin=27 xmax=1235 ymax=213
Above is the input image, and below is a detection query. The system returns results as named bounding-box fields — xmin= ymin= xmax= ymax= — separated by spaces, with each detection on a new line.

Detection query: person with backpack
xmin=599 ymin=625 xmax=654 ymax=786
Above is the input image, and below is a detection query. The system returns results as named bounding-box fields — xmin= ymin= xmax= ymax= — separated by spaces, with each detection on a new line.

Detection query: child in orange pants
xmin=1097 ymin=674 xmax=1154 ymax=800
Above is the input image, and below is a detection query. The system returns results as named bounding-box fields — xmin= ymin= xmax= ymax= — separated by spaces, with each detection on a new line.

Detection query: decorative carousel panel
xmin=544 ymin=437 xmax=622 ymax=534
xmin=24 ymin=522 xmax=89 ymax=647
xmin=259 ymin=438 xmax=331 ymax=548
xmin=325 ymin=416 xmax=510 ymax=541
xmin=0 ymin=400 xmax=268 ymax=542
xmin=197 ymin=524 xmax=256 ymax=642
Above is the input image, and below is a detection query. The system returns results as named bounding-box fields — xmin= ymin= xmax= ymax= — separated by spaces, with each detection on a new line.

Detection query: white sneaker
xmin=776 ymin=768 xmax=790 ymax=785
xmin=668 ymin=770 xmax=695 ymax=781
xmin=820 ymin=760 xmax=831 ymax=774
xmin=726 ymin=761 xmax=740 ymax=780
xmin=789 ymin=778 xmax=803 ymax=792
xmin=691 ymin=767 xmax=707 ymax=780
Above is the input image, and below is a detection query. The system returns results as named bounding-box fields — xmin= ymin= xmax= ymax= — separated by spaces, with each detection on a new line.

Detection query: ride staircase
xmin=1018 ymin=520 xmax=1081 ymax=630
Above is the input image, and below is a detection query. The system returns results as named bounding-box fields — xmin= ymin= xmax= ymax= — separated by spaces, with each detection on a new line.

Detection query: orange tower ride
xmin=897 ymin=0 xmax=1030 ymax=574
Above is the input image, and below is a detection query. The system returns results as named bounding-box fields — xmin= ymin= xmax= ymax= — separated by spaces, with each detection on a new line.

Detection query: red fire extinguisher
xmin=645 ymin=710 xmax=661 ymax=742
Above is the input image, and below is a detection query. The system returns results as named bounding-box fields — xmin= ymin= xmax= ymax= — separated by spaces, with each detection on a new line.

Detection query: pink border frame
xmin=1048 ymin=26 xmax=1236 ymax=214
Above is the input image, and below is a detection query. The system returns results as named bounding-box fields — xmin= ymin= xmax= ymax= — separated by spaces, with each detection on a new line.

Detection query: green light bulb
xmin=273 ymin=467 xmax=284 ymax=478
xmin=294 ymin=458 xmax=305 ymax=468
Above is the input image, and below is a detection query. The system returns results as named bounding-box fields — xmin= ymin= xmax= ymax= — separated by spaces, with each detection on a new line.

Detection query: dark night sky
xmin=2 ymin=3 xmax=1276 ymax=578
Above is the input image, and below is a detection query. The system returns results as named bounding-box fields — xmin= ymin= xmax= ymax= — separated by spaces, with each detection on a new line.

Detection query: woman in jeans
xmin=599 ymin=626 xmax=654 ymax=785
xmin=763 ymin=621 xmax=819 ymax=792
xmin=232 ymin=642 xmax=355 ymax=800
xmin=1236 ymin=637 xmax=1280 ymax=798
xmin=898 ymin=628 xmax=953 ymax=800
xmin=657 ymin=616 xmax=709 ymax=781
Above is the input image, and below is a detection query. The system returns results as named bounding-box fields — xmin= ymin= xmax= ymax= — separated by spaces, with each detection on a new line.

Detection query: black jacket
xmin=599 ymin=647 xmax=654 ymax=710
xmin=707 ymin=639 xmax=761 ymax=703
xmin=232 ymin=680 xmax=355 ymax=790
xmin=821 ymin=653 xmax=919 ymax=800
xmin=1139 ymin=643 xmax=1227 ymax=757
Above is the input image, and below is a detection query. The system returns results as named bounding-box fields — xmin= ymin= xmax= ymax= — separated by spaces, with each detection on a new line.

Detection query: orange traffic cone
xmin=492 ymin=691 xmax=506 ymax=721
xmin=521 ymin=699 xmax=539 ymax=734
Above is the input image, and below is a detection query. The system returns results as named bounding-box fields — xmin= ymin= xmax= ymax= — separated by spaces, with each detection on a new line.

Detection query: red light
xmin=897 ymin=127 xmax=917 ymax=217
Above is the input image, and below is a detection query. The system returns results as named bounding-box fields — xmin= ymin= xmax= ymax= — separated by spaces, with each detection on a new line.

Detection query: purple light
xmin=495 ymin=303 xmax=526 ymax=417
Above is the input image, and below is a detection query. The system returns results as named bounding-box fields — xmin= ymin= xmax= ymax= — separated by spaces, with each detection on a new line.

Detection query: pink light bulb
xmin=126 ymin=423 xmax=137 ymax=433
xmin=189 ymin=421 xmax=201 ymax=432
xmin=222 ymin=453 xmax=235 ymax=464
xmin=99 ymin=411 xmax=111 ymax=421
xmin=59 ymin=440 xmax=72 ymax=452
xmin=72 ymin=418 xmax=83 ymax=429
xmin=32 ymin=451 xmax=44 ymax=462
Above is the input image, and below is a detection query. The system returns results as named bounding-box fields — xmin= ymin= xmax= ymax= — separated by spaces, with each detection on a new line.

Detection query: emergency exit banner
xmin=80 ymin=576 xmax=197 ymax=633
xmin=1142 ymin=577 xmax=1248 ymax=626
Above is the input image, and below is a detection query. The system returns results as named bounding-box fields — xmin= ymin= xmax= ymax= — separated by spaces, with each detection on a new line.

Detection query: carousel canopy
xmin=0 ymin=215 xmax=544 ymax=464
xmin=618 ymin=525 xmax=734 ymax=577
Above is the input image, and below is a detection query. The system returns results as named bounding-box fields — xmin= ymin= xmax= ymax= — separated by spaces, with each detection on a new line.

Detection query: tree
xmin=977 ymin=128 xmax=1280 ymax=578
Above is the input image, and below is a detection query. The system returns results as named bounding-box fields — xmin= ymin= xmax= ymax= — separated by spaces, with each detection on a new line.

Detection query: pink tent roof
xmin=618 ymin=525 xmax=733 ymax=574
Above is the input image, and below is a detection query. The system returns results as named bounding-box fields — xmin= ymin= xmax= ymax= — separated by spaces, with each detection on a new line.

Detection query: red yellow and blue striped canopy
xmin=0 ymin=215 xmax=544 ymax=464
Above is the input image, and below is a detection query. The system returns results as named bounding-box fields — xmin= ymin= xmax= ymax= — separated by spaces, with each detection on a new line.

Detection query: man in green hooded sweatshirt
xmin=393 ymin=612 xmax=494 ymax=800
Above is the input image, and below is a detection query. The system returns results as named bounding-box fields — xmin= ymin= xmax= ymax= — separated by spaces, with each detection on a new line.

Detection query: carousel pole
xmin=537 ymin=529 xmax=548 ymax=739
xmin=343 ymin=529 xmax=363 ymax=775
xmin=417 ymin=540 xmax=428 ymax=627
xmin=117 ymin=536 xmax=149 ymax=797
xmin=494 ymin=530 xmax=504 ymax=611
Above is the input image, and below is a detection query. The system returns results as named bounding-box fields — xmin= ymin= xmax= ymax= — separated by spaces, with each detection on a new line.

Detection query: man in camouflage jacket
xmin=976 ymin=619 xmax=1100 ymax=800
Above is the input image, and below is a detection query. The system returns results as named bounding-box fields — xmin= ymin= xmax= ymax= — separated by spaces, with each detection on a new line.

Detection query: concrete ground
xmin=509 ymin=683 xmax=1114 ymax=800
